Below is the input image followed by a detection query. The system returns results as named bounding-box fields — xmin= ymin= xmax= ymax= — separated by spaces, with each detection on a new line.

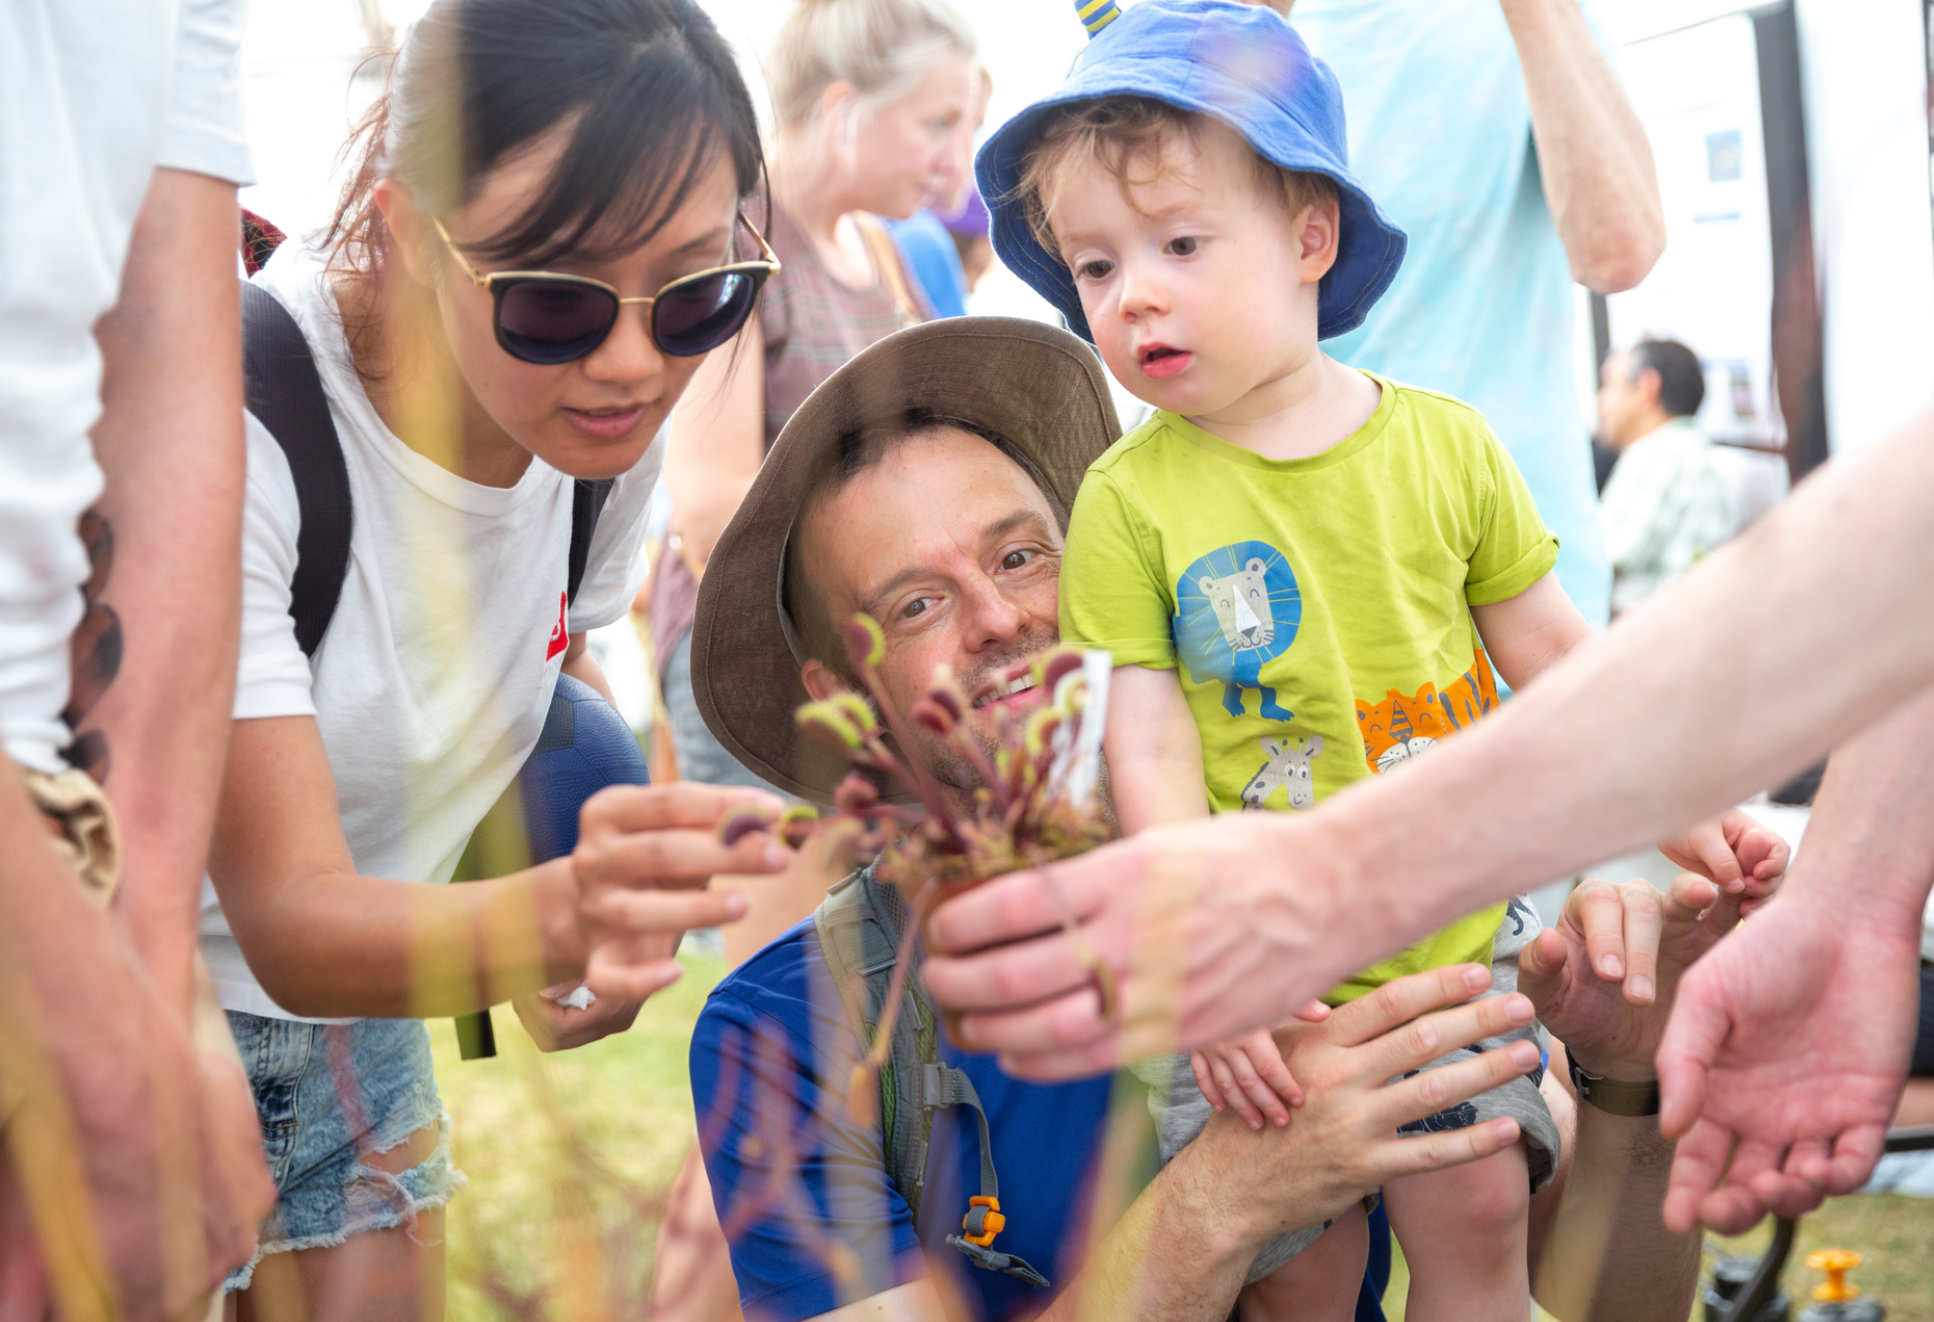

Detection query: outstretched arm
xmin=1477 ymin=576 xmax=1789 ymax=891
xmin=209 ymin=719 xmax=779 ymax=1020
xmin=1501 ymin=0 xmax=1665 ymax=291
xmin=924 ymin=401 xmax=1934 ymax=1075
xmin=1655 ymin=684 xmax=1934 ymax=1232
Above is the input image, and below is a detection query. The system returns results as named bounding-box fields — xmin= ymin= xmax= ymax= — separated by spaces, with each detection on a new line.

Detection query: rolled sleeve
xmin=1059 ymin=470 xmax=1177 ymax=671
xmin=158 ymin=0 xmax=253 ymax=185
xmin=1466 ymin=425 xmax=1560 ymax=606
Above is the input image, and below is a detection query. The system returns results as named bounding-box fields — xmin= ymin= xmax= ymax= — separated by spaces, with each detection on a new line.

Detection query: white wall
xmin=1609 ymin=0 xmax=1934 ymax=457
xmin=1792 ymin=0 xmax=1934 ymax=453
xmin=238 ymin=4 xmax=376 ymax=234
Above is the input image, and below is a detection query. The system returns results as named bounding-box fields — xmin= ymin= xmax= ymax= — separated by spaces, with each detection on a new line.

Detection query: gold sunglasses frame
xmin=430 ymin=214 xmax=781 ymax=360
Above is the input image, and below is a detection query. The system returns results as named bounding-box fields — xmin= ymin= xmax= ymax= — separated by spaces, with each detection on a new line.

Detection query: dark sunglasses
xmin=431 ymin=214 xmax=780 ymax=365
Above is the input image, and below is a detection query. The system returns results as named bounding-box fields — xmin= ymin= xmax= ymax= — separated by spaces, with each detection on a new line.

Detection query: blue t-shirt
xmin=1292 ymin=0 xmax=1614 ymax=629
xmin=888 ymin=211 xmax=969 ymax=319
xmin=691 ymin=913 xmax=1395 ymax=1321
xmin=690 ymin=915 xmax=1117 ymax=1320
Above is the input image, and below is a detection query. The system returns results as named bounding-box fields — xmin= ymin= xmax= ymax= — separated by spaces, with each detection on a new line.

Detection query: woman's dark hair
xmin=324 ymin=0 xmax=766 ymax=275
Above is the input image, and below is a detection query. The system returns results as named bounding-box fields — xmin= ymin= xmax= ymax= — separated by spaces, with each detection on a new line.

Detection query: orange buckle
xmin=960 ymin=1195 xmax=1006 ymax=1247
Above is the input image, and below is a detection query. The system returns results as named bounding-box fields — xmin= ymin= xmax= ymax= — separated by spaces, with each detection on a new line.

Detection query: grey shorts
xmin=1140 ymin=898 xmax=1560 ymax=1283
xmin=221 ymin=1012 xmax=466 ymax=1291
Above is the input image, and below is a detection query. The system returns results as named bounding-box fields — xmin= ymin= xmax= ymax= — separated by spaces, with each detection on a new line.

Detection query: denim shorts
xmin=222 ymin=1012 xmax=465 ymax=1291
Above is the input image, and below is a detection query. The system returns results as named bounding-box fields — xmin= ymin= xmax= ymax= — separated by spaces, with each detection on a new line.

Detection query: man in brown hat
xmin=571 ymin=316 xmax=1738 ymax=1321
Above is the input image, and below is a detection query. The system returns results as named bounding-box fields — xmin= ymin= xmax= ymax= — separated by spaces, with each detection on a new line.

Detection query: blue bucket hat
xmin=976 ymin=0 xmax=1406 ymax=342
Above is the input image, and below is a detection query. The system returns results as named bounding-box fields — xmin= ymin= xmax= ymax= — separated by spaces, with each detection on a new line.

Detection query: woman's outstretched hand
xmin=574 ymin=783 xmax=792 ymax=1001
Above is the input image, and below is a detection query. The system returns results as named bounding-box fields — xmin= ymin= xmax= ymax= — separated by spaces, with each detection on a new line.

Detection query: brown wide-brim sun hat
xmin=691 ymin=316 xmax=1123 ymax=803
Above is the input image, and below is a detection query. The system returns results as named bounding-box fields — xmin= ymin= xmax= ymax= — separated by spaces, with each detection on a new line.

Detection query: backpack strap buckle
xmin=960 ymin=1195 xmax=1005 ymax=1247
xmin=943 ymin=1233 xmax=1051 ymax=1288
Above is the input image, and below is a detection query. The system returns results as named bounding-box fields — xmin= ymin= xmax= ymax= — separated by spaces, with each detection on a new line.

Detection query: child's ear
xmin=1296 ymin=195 xmax=1343 ymax=283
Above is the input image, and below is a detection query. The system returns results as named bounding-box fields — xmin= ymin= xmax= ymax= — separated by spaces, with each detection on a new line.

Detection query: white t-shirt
xmin=197 ymin=242 xmax=659 ymax=1021
xmin=1601 ymin=417 xmax=1739 ymax=616
xmin=0 ymin=0 xmax=253 ymax=773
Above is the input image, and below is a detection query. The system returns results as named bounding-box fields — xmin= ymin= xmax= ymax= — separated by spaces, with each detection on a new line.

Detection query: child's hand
xmin=1191 ymin=1016 xmax=1315 ymax=1129
xmin=1659 ymin=809 xmax=1789 ymax=895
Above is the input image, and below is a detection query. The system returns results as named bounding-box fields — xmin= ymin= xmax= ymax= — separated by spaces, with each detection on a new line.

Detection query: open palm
xmin=1656 ymin=893 xmax=1918 ymax=1233
xmin=1521 ymin=873 xmax=1747 ymax=1078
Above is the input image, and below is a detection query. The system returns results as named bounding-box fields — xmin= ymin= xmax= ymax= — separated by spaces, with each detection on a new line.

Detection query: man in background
xmin=1596 ymin=337 xmax=1738 ymax=617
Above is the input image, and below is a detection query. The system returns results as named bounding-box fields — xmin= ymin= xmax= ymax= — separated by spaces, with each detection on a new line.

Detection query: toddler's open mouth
xmin=1138 ymin=343 xmax=1192 ymax=379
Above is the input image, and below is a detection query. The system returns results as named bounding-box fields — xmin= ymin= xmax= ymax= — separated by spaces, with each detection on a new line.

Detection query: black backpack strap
xmin=240 ymin=280 xmax=351 ymax=659
xmin=566 ymin=477 xmax=616 ymax=606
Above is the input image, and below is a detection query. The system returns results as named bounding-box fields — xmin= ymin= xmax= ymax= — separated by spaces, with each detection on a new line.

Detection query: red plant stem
xmin=945 ymin=720 xmax=1011 ymax=816
xmin=849 ymin=665 xmax=966 ymax=836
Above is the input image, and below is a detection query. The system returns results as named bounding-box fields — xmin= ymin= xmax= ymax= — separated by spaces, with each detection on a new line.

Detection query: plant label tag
xmin=1046 ymin=649 xmax=1111 ymax=810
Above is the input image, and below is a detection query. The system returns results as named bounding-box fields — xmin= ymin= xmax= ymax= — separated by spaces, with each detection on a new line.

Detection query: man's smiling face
xmin=794 ymin=425 xmax=1065 ymax=792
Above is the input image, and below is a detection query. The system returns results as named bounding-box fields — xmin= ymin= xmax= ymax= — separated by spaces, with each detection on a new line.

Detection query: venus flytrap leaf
xmin=842 ymin=614 xmax=886 ymax=670
xmin=827 ymin=691 xmax=879 ymax=737
xmin=833 ymin=772 xmax=881 ymax=816
xmin=777 ymin=805 xmax=820 ymax=848
xmin=718 ymin=806 xmax=777 ymax=846
xmin=796 ymin=700 xmax=863 ymax=751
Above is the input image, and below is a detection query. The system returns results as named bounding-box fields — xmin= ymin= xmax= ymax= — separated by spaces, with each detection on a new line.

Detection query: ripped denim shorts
xmin=221 ymin=1012 xmax=466 ymax=1292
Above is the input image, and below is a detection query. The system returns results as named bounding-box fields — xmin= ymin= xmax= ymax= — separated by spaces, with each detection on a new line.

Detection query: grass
xmin=431 ymin=953 xmax=727 ymax=1321
xmin=1698 ymin=1195 xmax=1934 ymax=1318
xmin=1381 ymin=1190 xmax=1934 ymax=1320
xmin=433 ymin=960 xmax=1934 ymax=1320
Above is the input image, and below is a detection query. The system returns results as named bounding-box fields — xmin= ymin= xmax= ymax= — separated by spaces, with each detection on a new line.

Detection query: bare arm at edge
xmin=563 ymin=631 xmax=619 ymax=706
xmin=81 ymin=166 xmax=246 ymax=1013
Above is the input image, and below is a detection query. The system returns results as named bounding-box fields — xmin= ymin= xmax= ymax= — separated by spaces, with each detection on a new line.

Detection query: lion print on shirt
xmin=1173 ymin=540 xmax=1301 ymax=721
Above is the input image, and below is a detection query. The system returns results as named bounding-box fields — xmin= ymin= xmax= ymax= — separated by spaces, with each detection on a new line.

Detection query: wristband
xmin=1567 ymin=1056 xmax=1661 ymax=1116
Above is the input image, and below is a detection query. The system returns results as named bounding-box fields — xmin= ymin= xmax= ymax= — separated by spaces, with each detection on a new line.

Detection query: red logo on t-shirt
xmin=545 ymin=590 xmax=569 ymax=661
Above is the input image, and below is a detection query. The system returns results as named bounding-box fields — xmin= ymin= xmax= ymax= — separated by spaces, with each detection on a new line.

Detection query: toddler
xmin=979 ymin=3 xmax=1763 ymax=1317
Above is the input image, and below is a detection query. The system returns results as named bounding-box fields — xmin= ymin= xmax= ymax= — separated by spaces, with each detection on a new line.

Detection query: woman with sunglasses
xmin=648 ymin=0 xmax=980 ymax=864
xmin=198 ymin=2 xmax=790 ymax=1316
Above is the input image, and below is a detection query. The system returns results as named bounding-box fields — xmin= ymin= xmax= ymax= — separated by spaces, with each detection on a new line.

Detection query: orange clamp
xmin=1805 ymin=1248 xmax=1863 ymax=1303
xmin=960 ymin=1195 xmax=1006 ymax=1247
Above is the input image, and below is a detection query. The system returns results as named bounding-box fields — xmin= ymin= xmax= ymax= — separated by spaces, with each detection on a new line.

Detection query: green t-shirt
xmin=1061 ymin=375 xmax=1558 ymax=1001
